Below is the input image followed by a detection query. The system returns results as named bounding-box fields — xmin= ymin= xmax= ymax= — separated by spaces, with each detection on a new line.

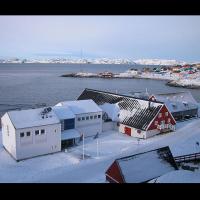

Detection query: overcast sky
xmin=0 ymin=16 xmax=200 ymax=61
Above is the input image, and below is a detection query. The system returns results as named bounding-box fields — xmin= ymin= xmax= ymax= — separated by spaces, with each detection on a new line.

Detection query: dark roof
xmin=77 ymin=88 xmax=164 ymax=130
xmin=113 ymin=146 xmax=178 ymax=183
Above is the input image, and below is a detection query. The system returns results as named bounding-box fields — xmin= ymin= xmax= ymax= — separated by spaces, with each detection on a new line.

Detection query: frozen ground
xmin=1 ymin=118 xmax=200 ymax=183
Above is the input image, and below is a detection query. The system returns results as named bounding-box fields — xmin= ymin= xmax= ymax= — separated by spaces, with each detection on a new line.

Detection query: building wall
xmin=15 ymin=123 xmax=61 ymax=161
xmin=106 ymin=161 xmax=124 ymax=183
xmin=119 ymin=124 xmax=146 ymax=139
xmin=75 ymin=112 xmax=102 ymax=137
xmin=147 ymin=105 xmax=176 ymax=131
xmin=102 ymin=121 xmax=115 ymax=132
xmin=1 ymin=113 xmax=17 ymax=159
xmin=145 ymin=129 xmax=160 ymax=138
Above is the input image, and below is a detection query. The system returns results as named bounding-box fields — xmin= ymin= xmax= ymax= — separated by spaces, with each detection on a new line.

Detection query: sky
xmin=0 ymin=16 xmax=200 ymax=62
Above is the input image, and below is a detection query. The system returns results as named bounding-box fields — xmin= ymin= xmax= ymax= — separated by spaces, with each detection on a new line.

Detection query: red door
xmin=124 ymin=126 xmax=131 ymax=136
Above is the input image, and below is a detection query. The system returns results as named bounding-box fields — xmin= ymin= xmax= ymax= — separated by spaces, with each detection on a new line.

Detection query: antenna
xmin=80 ymin=48 xmax=83 ymax=68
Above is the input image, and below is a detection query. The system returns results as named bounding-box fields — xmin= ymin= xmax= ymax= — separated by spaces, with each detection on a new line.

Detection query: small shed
xmin=105 ymin=146 xmax=178 ymax=183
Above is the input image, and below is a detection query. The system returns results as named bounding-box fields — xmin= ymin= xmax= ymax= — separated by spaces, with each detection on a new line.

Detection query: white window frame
xmin=165 ymin=112 xmax=168 ymax=117
xmin=159 ymin=113 xmax=162 ymax=118
xmin=35 ymin=130 xmax=40 ymax=136
xmin=26 ymin=131 xmax=31 ymax=137
xmin=20 ymin=132 xmax=25 ymax=138
xmin=6 ymin=125 xmax=9 ymax=136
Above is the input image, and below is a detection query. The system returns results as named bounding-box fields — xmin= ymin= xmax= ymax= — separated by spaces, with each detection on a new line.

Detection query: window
xmin=94 ymin=115 xmax=97 ymax=119
xmin=78 ymin=117 xmax=81 ymax=121
xmin=20 ymin=132 xmax=24 ymax=138
xmin=35 ymin=130 xmax=39 ymax=135
xmin=90 ymin=116 xmax=93 ymax=120
xmin=168 ymin=118 xmax=171 ymax=123
xmin=6 ymin=125 xmax=9 ymax=136
xmin=26 ymin=132 xmax=31 ymax=137
xmin=82 ymin=117 xmax=85 ymax=121
xmin=98 ymin=115 xmax=101 ymax=119
xmin=165 ymin=112 xmax=168 ymax=117
xmin=64 ymin=119 xmax=75 ymax=130
xmin=41 ymin=129 xmax=45 ymax=134
xmin=159 ymin=113 xmax=162 ymax=118
xmin=155 ymin=121 xmax=158 ymax=126
xmin=86 ymin=116 xmax=89 ymax=120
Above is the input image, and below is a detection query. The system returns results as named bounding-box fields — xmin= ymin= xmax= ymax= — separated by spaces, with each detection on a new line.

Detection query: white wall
xmin=145 ymin=129 xmax=160 ymax=138
xmin=102 ymin=121 xmax=115 ymax=132
xmin=15 ymin=123 xmax=61 ymax=161
xmin=119 ymin=124 xmax=146 ymax=139
xmin=75 ymin=112 xmax=102 ymax=137
xmin=1 ymin=113 xmax=17 ymax=159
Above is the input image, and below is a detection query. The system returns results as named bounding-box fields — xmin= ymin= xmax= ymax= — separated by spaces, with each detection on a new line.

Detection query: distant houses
xmin=105 ymin=146 xmax=178 ymax=183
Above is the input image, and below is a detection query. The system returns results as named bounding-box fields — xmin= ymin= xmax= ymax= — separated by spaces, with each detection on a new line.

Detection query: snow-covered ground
xmin=1 ymin=118 xmax=200 ymax=183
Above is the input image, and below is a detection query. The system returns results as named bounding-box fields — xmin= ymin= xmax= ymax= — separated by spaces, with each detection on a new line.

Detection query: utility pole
xmin=97 ymin=138 xmax=99 ymax=157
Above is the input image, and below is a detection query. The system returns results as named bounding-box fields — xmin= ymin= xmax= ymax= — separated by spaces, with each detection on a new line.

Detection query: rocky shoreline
xmin=166 ymin=81 xmax=200 ymax=89
xmin=61 ymin=71 xmax=200 ymax=89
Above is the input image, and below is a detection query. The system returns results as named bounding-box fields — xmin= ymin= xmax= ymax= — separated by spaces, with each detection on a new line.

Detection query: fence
xmin=174 ymin=152 xmax=200 ymax=163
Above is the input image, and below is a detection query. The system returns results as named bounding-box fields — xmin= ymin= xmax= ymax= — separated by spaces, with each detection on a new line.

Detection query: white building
xmin=55 ymin=99 xmax=103 ymax=138
xmin=52 ymin=105 xmax=80 ymax=148
xmin=1 ymin=99 xmax=103 ymax=161
xmin=1 ymin=107 xmax=61 ymax=161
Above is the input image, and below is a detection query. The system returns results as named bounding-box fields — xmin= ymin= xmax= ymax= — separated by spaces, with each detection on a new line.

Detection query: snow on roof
xmin=52 ymin=105 xmax=75 ymax=120
xmin=164 ymin=100 xmax=197 ymax=113
xmin=150 ymin=170 xmax=200 ymax=183
xmin=61 ymin=129 xmax=80 ymax=140
xmin=99 ymin=103 xmax=120 ymax=121
xmin=116 ymin=146 xmax=177 ymax=183
xmin=78 ymin=88 xmax=163 ymax=130
xmin=154 ymin=91 xmax=198 ymax=105
xmin=7 ymin=108 xmax=60 ymax=129
xmin=55 ymin=100 xmax=102 ymax=115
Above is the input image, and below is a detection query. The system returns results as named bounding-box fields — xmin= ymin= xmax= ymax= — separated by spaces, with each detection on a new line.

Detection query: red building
xmin=78 ymin=89 xmax=176 ymax=139
xmin=105 ymin=146 xmax=178 ymax=183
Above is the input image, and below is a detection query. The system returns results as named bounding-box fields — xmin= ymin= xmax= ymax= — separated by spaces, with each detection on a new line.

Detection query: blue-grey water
xmin=0 ymin=63 xmax=200 ymax=118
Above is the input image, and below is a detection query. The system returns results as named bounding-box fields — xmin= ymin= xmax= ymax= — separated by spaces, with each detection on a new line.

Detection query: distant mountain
xmin=0 ymin=57 xmax=198 ymax=66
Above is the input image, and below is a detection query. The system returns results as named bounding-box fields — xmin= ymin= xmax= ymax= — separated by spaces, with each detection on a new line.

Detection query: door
xmin=124 ymin=126 xmax=132 ymax=136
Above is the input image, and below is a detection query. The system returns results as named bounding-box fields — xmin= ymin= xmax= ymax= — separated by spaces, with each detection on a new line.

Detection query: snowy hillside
xmin=134 ymin=59 xmax=187 ymax=66
xmin=1 ymin=57 xmax=198 ymax=66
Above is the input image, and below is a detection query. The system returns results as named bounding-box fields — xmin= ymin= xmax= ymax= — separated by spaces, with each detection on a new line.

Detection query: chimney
xmin=148 ymin=100 xmax=152 ymax=110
